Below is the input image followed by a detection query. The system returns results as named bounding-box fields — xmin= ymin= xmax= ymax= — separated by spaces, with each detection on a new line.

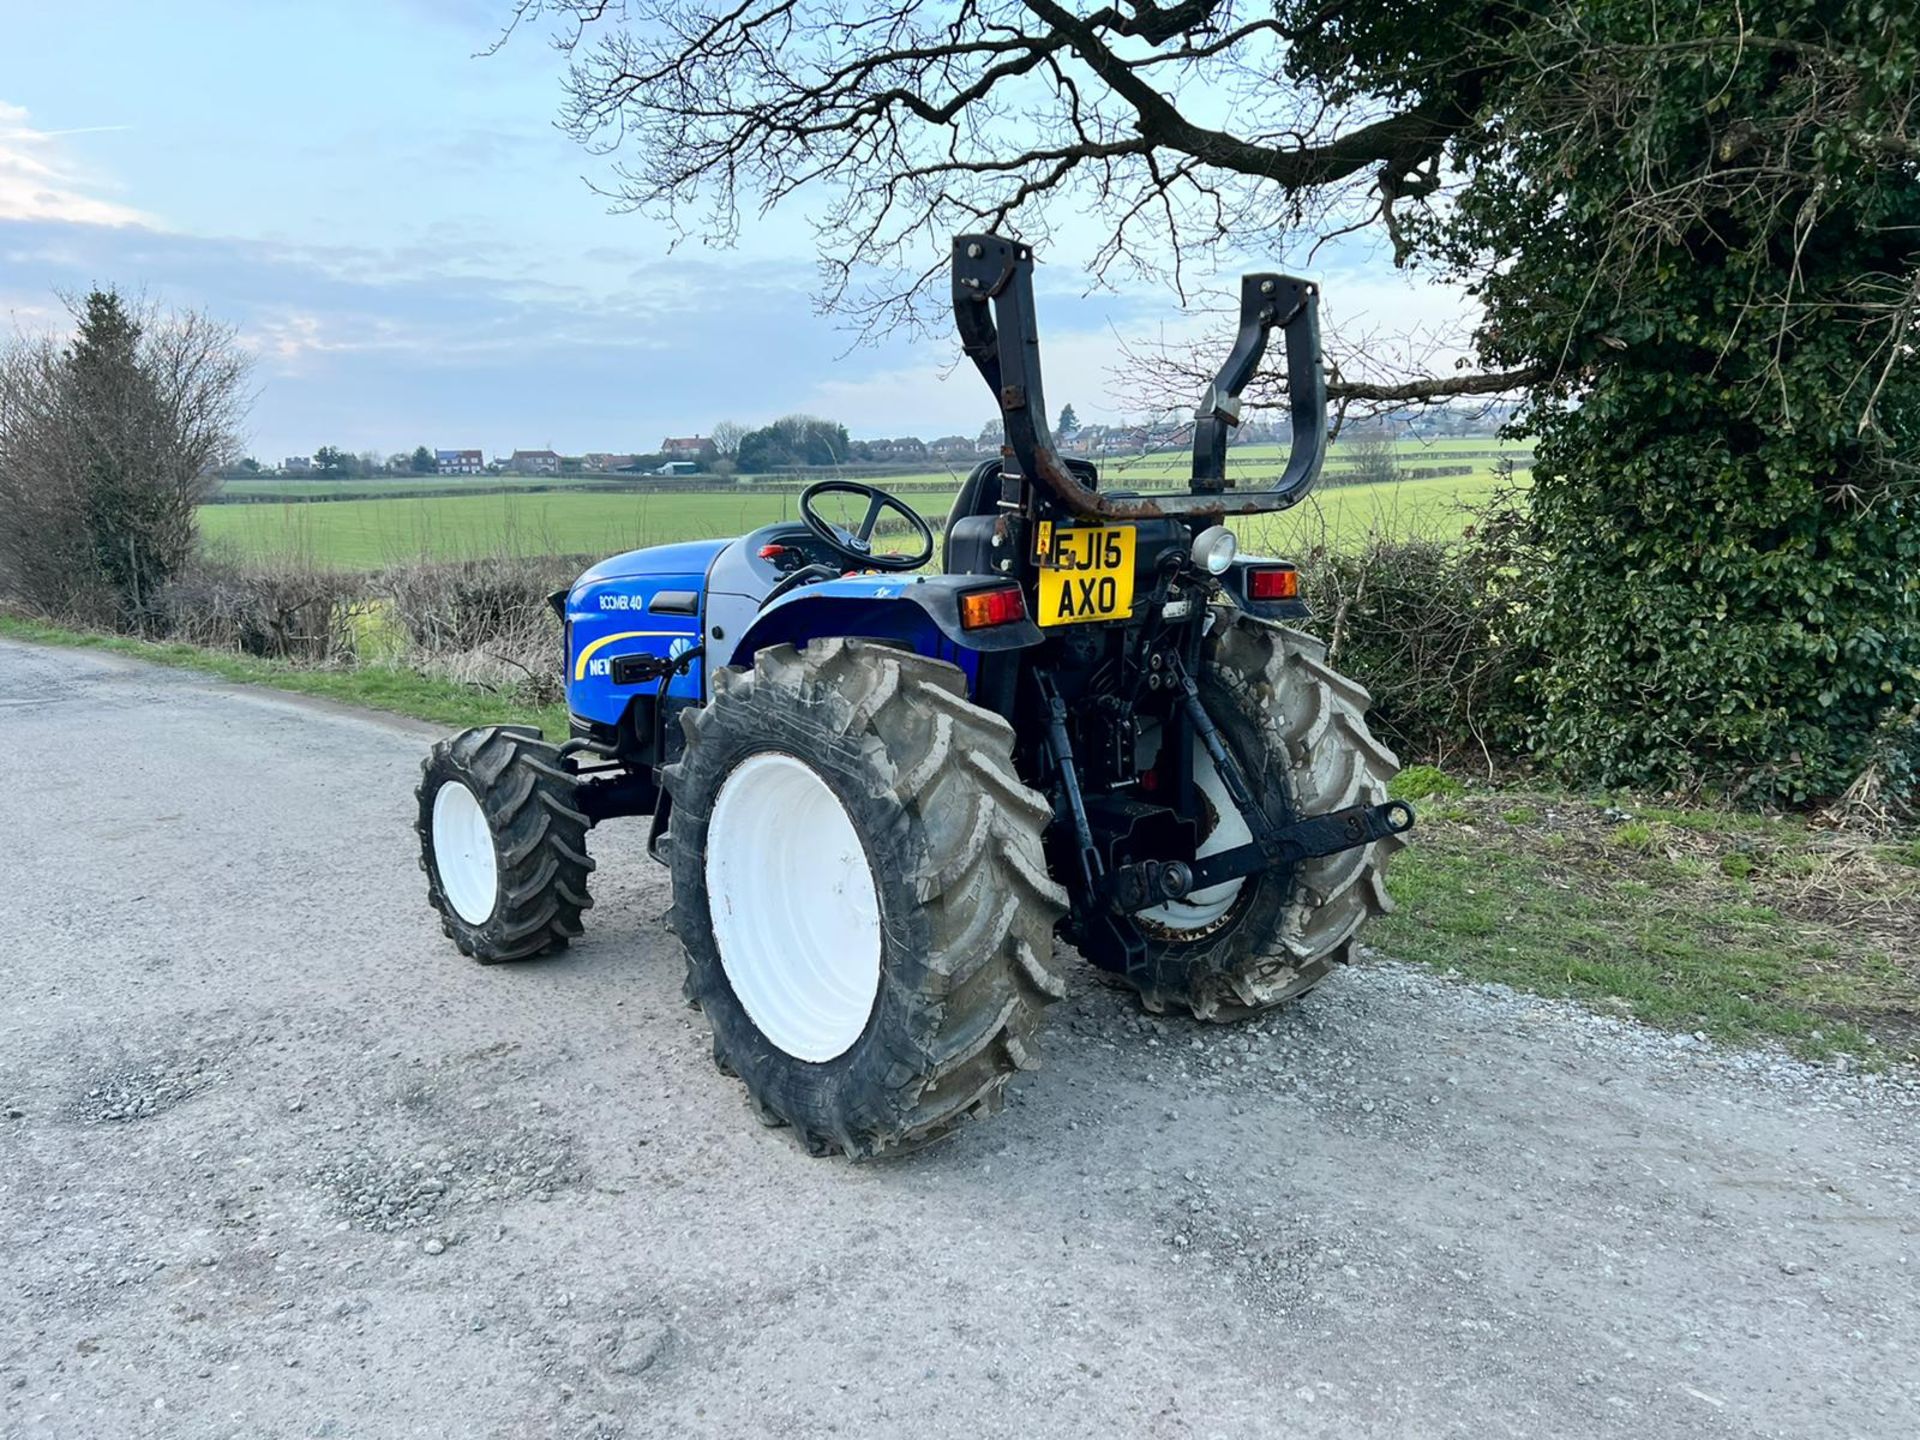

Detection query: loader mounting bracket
xmin=952 ymin=233 xmax=1328 ymax=522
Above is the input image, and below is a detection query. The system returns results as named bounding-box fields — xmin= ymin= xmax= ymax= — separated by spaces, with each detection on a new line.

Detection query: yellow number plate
xmin=1035 ymin=523 xmax=1136 ymax=626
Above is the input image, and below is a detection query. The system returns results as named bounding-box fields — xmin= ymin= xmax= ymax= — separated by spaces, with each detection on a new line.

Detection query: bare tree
xmin=1338 ymin=427 xmax=1406 ymax=488
xmin=499 ymin=1 xmax=1508 ymax=338
xmin=0 ymin=290 xmax=251 ymax=628
xmin=1114 ymin=308 xmax=1540 ymax=429
xmin=708 ymin=419 xmax=748 ymax=458
xmin=497 ymin=1 xmax=1915 ymax=438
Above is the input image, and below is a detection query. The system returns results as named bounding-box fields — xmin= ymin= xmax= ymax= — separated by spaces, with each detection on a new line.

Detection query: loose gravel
xmin=3 ymin=638 xmax=1917 ymax=1439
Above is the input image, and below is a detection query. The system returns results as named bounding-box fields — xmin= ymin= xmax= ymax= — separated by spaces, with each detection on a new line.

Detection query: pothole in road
xmin=307 ymin=1047 xmax=588 ymax=1232
xmin=65 ymin=1033 xmax=247 ymax=1125
xmin=313 ymin=1120 xmax=587 ymax=1232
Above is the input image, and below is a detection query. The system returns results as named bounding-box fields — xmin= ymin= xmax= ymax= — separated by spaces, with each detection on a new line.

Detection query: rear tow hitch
xmin=1103 ymin=800 xmax=1415 ymax=913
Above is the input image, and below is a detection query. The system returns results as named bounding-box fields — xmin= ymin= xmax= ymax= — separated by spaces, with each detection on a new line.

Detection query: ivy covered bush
xmin=1426 ymin=0 xmax=1920 ymax=801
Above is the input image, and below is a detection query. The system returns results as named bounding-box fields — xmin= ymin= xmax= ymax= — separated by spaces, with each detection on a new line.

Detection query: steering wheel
xmin=798 ymin=479 xmax=936 ymax=573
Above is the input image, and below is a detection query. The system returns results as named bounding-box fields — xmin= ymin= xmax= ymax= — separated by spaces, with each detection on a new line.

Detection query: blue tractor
xmin=416 ymin=237 xmax=1411 ymax=1156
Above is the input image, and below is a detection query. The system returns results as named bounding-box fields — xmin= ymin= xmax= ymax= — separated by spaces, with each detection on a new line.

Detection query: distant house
xmin=509 ymin=449 xmax=561 ymax=475
xmin=660 ymin=436 xmax=710 ymax=459
xmin=582 ymin=453 xmax=638 ymax=472
xmin=865 ymin=436 xmax=929 ymax=462
xmin=436 ymin=448 xmax=483 ymax=475
xmin=283 ymin=456 xmax=313 ymax=474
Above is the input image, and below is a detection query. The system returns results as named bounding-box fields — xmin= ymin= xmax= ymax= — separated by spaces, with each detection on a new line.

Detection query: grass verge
xmin=0 ymin=615 xmax=566 ymax=739
xmin=1377 ymin=771 xmax=1919 ymax=1064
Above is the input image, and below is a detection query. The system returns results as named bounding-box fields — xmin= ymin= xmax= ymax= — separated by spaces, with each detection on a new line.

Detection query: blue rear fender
xmin=729 ymin=574 xmax=1042 ymax=694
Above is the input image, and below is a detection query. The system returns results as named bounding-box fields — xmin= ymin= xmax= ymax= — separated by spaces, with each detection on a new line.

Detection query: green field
xmin=209 ymin=438 xmax=1531 ymax=504
xmin=199 ymin=488 xmax=950 ymax=568
xmin=212 ymin=474 xmax=662 ymax=500
xmin=200 ymin=441 xmax=1532 ymax=568
xmin=200 ymin=467 xmax=1518 ymax=569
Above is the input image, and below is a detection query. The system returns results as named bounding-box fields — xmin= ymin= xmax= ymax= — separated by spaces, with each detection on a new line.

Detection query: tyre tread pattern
xmin=663 ymin=638 xmax=1066 ymax=1158
xmin=416 ymin=726 xmax=595 ymax=964
xmin=1130 ymin=610 xmax=1403 ymax=1021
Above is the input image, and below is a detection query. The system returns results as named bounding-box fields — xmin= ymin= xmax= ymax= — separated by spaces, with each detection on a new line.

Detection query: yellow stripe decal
xmin=573 ymin=629 xmax=686 ymax=681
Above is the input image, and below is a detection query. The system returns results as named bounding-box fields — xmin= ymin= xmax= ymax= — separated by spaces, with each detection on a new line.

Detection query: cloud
xmin=0 ymin=193 xmax=1485 ymax=462
xmin=801 ymin=325 xmax=1152 ymax=436
xmin=0 ymin=214 xmax=907 ymax=454
xmin=0 ymin=101 xmax=150 ymax=228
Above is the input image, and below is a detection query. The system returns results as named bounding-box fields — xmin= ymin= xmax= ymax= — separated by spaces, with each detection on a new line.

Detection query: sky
xmin=0 ymin=0 xmax=1470 ymax=461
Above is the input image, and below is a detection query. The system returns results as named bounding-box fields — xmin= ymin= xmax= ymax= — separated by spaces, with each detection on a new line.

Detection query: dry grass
xmin=378 ymin=554 xmax=582 ymax=705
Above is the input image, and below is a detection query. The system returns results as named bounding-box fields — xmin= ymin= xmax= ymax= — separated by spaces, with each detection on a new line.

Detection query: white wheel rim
xmin=705 ymin=752 xmax=883 ymax=1062
xmin=1137 ymin=734 xmax=1251 ymax=933
xmin=432 ymin=780 xmax=500 ymax=925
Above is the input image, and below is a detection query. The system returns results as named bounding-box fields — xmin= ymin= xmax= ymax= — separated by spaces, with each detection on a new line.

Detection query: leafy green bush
xmin=1389 ymin=764 xmax=1465 ymax=802
xmin=1434 ymin=0 xmax=1920 ymax=803
xmin=1297 ymin=485 xmax=1542 ymax=770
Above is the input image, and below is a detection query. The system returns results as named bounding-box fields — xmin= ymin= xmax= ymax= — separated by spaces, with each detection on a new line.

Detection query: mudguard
xmin=729 ymin=573 xmax=1043 ymax=692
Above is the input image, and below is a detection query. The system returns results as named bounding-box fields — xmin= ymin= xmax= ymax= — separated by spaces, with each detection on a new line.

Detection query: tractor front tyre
xmin=663 ymin=639 xmax=1068 ymax=1158
xmin=1087 ymin=612 xmax=1403 ymax=1021
xmin=416 ymin=725 xmax=595 ymax=963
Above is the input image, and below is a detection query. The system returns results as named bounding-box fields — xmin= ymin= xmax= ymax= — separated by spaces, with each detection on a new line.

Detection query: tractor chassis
xmin=554 ymin=634 xmax=1411 ymax=952
xmin=414 ymin=230 xmax=1413 ymax=1155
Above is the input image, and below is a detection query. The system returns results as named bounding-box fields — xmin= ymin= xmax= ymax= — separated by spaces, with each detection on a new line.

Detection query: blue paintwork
xmin=731 ymin=574 xmax=983 ymax=689
xmin=564 ymin=539 xmax=727 ymax=724
xmin=566 ymin=546 xmax=1005 ymax=726
xmin=574 ymin=538 xmax=730 ymax=586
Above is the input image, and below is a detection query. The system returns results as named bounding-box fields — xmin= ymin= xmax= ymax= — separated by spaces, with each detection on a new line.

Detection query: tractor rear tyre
xmin=1086 ymin=612 xmax=1403 ymax=1021
xmin=417 ymin=725 xmax=595 ymax=963
xmin=663 ymin=639 xmax=1068 ymax=1158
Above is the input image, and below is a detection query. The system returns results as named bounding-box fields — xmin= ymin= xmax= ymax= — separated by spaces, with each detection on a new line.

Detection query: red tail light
xmin=959 ymin=585 xmax=1028 ymax=630
xmin=1247 ymin=566 xmax=1300 ymax=600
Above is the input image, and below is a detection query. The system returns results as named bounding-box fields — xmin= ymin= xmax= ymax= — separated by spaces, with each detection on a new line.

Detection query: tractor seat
xmin=942 ymin=455 xmax=1101 ymax=572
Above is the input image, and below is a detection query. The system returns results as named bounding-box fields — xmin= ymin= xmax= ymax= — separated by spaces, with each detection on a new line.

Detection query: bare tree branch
xmin=503 ymin=0 xmax=1485 ymax=344
xmin=1329 ymin=366 xmax=1549 ymax=403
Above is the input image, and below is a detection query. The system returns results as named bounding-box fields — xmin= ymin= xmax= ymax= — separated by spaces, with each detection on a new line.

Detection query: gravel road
xmin=3 ymin=637 xmax=1917 ymax=1440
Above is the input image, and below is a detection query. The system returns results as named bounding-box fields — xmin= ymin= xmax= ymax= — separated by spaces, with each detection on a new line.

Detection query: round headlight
xmin=1190 ymin=524 xmax=1237 ymax=575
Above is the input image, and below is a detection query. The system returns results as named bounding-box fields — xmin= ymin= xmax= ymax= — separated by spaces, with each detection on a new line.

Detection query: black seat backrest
xmin=941 ymin=456 xmax=1100 ymax=572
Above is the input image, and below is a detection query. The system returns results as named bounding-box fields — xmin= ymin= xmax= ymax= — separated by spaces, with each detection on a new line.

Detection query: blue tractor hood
xmin=574 ymin=538 xmax=730 ymax=586
xmin=565 ymin=538 xmax=730 ymax=725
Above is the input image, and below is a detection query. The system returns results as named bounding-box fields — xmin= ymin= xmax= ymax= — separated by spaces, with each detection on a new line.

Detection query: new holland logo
xmin=668 ymin=637 xmax=692 ymax=660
